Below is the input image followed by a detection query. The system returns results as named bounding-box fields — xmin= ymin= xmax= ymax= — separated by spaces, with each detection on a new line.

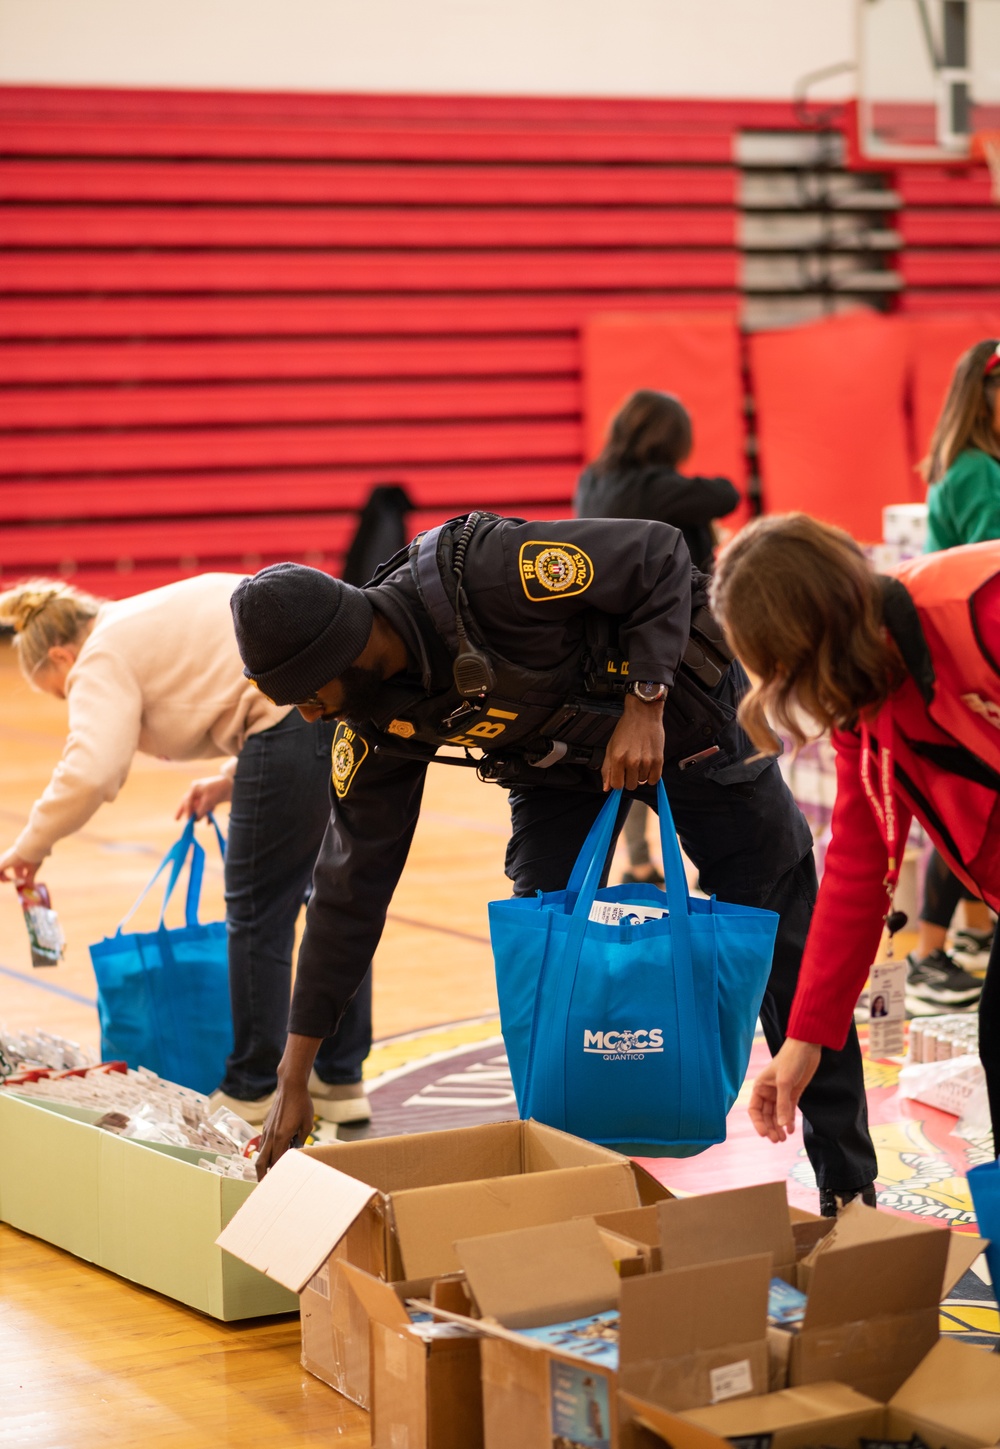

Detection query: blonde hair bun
xmin=0 ymin=577 xmax=104 ymax=678
xmin=0 ymin=581 xmax=69 ymax=634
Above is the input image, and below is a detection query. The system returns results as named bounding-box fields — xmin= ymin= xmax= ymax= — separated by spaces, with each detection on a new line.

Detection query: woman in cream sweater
xmin=0 ymin=574 xmax=371 ymax=1125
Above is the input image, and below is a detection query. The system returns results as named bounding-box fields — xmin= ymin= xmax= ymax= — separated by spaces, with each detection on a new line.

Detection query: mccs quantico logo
xmin=583 ymin=1028 xmax=664 ymax=1060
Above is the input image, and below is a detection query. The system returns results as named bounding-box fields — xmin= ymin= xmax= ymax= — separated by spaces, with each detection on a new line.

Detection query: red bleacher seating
xmin=0 ymin=86 xmax=750 ymax=594
xmin=0 ymin=83 xmax=992 ymax=591
xmin=886 ymin=157 xmax=1000 ymax=314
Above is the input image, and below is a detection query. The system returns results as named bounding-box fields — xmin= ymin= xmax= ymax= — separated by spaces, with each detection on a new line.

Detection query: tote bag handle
xmin=529 ymin=783 xmax=701 ymax=1128
xmin=115 ymin=813 xmax=226 ymax=935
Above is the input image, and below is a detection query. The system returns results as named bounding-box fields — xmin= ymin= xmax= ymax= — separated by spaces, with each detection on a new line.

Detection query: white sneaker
xmin=307 ymin=1072 xmax=372 ymax=1125
xmin=950 ymin=926 xmax=994 ymax=973
xmin=208 ymin=1087 xmax=277 ymax=1125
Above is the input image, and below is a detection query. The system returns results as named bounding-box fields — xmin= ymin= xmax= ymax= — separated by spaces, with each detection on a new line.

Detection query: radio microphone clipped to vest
xmin=453 ymin=593 xmax=496 ymax=698
xmin=450 ymin=512 xmax=497 ymax=698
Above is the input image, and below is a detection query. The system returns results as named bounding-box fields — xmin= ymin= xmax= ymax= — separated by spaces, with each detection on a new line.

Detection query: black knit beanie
xmin=230 ymin=563 xmax=375 ymax=706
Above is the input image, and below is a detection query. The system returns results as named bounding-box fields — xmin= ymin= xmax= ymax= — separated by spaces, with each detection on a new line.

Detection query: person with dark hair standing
xmin=709 ymin=505 xmax=1000 ymax=1155
xmin=576 ymin=389 xmax=740 ymax=882
xmin=575 ymin=390 xmax=740 ymax=573
xmin=905 ymin=339 xmax=1000 ymax=1012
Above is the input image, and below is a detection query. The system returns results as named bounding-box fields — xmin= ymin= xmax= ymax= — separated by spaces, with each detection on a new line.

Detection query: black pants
xmin=921 ymin=847 xmax=978 ymax=930
xmin=980 ymin=933 xmax=1000 ymax=1154
xmin=221 ymin=710 xmax=372 ymax=1098
xmin=504 ymin=720 xmax=878 ymax=1192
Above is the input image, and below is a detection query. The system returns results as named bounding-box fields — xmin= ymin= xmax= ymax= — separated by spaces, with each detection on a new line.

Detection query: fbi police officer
xmin=231 ymin=513 xmax=878 ymax=1213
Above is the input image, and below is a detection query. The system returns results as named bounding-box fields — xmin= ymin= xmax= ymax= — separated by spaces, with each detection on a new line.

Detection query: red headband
xmin=986 ymin=344 xmax=1000 ymax=376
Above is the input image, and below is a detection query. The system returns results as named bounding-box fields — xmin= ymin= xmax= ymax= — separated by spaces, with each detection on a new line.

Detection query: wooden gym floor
xmin=0 ymin=643 xmax=519 ymax=1448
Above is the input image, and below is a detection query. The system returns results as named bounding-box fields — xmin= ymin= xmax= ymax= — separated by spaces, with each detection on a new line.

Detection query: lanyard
xmin=859 ymin=718 xmax=908 ymax=950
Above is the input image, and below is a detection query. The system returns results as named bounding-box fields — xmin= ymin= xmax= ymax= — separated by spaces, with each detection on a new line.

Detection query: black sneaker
xmin=818 ymin=1182 xmax=878 ymax=1218
xmin=950 ymin=926 xmax=994 ymax=972
xmin=906 ymin=949 xmax=983 ymax=1007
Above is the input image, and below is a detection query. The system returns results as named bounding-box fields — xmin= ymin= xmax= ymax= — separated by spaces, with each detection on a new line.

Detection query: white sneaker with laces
xmin=307 ymin=1071 xmax=372 ymax=1125
xmin=949 ymin=926 xmax=994 ymax=973
xmin=905 ymin=949 xmax=982 ymax=1007
xmin=208 ymin=1087 xmax=277 ymax=1125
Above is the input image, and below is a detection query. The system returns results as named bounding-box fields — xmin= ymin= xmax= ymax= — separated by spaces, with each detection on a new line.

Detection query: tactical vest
xmin=894 ymin=541 xmax=1000 ymax=775
xmin=364 ymin=513 xmax=734 ymax=787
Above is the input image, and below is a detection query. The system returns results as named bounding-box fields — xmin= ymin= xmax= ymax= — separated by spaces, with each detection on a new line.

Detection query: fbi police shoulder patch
xmin=518 ymin=540 xmax=594 ymax=602
xmin=331 ymin=722 xmax=368 ymax=799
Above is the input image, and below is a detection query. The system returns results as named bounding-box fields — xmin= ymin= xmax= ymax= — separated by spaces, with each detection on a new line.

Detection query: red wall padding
xmin=581 ymin=311 xmax=748 ymax=529
xmin=749 ymin=311 xmax=917 ymax=541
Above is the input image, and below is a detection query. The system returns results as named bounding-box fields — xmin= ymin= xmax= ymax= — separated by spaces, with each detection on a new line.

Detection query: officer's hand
xmin=254 ymin=1033 xmax=323 ymax=1178
xmin=748 ymin=1038 xmax=822 ymax=1143
xmin=255 ymin=1081 xmax=316 ymax=1178
xmin=602 ymin=695 xmax=665 ymax=792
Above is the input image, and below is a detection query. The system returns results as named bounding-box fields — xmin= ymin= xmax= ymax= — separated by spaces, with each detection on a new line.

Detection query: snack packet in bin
xmin=17 ymin=883 xmax=66 ymax=967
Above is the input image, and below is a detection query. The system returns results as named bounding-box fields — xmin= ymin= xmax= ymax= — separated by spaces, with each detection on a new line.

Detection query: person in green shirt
xmin=907 ymin=338 xmax=1000 ymax=1012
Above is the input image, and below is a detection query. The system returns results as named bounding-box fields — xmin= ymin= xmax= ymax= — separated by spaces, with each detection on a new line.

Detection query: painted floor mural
xmin=317 ymin=1015 xmax=1000 ymax=1351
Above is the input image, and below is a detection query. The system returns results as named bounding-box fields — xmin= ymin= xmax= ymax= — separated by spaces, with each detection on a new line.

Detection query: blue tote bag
xmin=89 ymin=816 xmax=232 ymax=1095
xmin=489 ymin=781 xmax=779 ymax=1155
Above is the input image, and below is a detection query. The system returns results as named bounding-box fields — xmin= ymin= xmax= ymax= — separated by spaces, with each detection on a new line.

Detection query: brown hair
xmin=924 ymin=338 xmax=1000 ymax=484
xmin=709 ymin=514 xmax=904 ymax=754
xmin=594 ymin=389 xmax=692 ymax=474
xmin=0 ymin=579 xmax=103 ymax=680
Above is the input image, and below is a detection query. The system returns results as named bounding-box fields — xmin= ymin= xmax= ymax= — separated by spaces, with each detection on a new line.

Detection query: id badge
xmin=868 ymin=959 xmax=906 ymax=1058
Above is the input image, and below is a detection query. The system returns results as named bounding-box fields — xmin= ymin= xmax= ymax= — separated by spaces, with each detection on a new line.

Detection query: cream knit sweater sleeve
xmin=14 ymin=645 xmax=144 ymax=863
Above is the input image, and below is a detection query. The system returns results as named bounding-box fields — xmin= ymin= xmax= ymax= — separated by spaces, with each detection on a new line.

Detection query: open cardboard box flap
xmin=802 ymin=1227 xmax=949 ymax=1332
xmin=618 ymin=1253 xmax=771 ymax=1366
xmin=455 ymin=1218 xmax=620 ymax=1330
xmin=215 ymin=1148 xmax=377 ymax=1293
xmin=218 ymin=1119 xmax=642 ymax=1290
xmin=677 ymin=1381 xmax=880 ymax=1438
xmin=801 ymin=1198 xmax=985 ymax=1298
xmin=620 ymin=1392 xmax=734 ymax=1449
xmin=393 ymin=1162 xmax=637 ymax=1280
xmin=889 ymin=1336 xmax=1000 ymax=1444
xmin=338 ymin=1259 xmax=413 ymax=1333
xmin=656 ymin=1182 xmax=796 ymax=1275
xmin=591 ymin=1204 xmax=662 ymax=1253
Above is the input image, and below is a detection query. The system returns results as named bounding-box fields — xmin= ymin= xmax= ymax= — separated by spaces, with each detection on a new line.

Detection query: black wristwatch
xmin=628 ymin=681 xmax=668 ymax=703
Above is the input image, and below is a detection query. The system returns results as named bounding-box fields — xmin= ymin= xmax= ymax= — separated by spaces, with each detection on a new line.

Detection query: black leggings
xmin=921 ymin=848 xmax=978 ymax=930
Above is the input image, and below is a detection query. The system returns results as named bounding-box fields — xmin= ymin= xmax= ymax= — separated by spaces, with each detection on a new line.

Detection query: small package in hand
xmin=17 ymin=882 xmax=66 ymax=967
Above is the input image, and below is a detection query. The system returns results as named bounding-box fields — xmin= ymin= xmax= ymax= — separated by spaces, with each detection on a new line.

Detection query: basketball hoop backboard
xmin=857 ymin=0 xmax=1000 ymax=161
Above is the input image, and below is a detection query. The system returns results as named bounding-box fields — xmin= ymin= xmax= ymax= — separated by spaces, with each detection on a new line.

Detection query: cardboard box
xmin=217 ymin=1120 xmax=661 ymax=1402
xmin=784 ymin=1199 xmax=984 ymax=1400
xmin=622 ymin=1338 xmax=1000 ymax=1449
xmin=601 ymin=1183 xmax=984 ymax=1402
xmin=339 ymin=1263 xmax=483 ymax=1449
xmin=657 ymin=1181 xmax=801 ymax=1282
xmin=620 ymin=1382 xmax=884 ymax=1449
xmin=0 ymin=1089 xmax=296 ymax=1320
xmin=450 ymin=1219 xmax=772 ymax=1448
xmin=596 ymin=1182 xmax=827 ymax=1283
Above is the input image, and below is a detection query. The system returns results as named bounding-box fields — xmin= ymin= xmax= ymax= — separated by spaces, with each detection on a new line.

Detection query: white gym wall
xmin=0 ymin=0 xmax=856 ymax=99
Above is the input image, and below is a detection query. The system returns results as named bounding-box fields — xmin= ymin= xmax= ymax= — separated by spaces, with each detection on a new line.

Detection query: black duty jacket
xmin=575 ymin=464 xmax=740 ymax=572
xmin=292 ymin=515 xmax=698 ymax=1038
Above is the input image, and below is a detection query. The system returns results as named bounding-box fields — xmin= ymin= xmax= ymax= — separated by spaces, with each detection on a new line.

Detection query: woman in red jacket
xmin=710 ymin=513 xmax=1000 ymax=1155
